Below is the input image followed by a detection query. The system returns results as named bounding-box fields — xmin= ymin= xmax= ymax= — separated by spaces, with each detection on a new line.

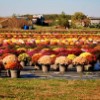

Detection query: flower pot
xmin=42 ymin=65 xmax=50 ymax=73
xmin=10 ymin=70 xmax=20 ymax=78
xmin=59 ymin=64 xmax=66 ymax=73
xmin=34 ymin=64 xmax=40 ymax=70
xmin=68 ymin=64 xmax=73 ymax=68
xmin=84 ymin=64 xmax=92 ymax=71
xmin=33 ymin=63 xmax=41 ymax=70
xmin=20 ymin=61 xmax=25 ymax=68
xmin=50 ymin=64 xmax=59 ymax=71
xmin=76 ymin=65 xmax=83 ymax=73
xmin=6 ymin=70 xmax=11 ymax=77
xmin=29 ymin=61 xmax=33 ymax=66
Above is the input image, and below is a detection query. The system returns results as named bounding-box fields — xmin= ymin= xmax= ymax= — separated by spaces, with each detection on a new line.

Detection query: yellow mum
xmin=80 ymin=52 xmax=92 ymax=57
xmin=67 ymin=54 xmax=77 ymax=60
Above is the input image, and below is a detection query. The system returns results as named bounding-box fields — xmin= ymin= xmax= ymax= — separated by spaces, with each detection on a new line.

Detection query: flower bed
xmin=0 ymin=32 xmax=100 ymax=73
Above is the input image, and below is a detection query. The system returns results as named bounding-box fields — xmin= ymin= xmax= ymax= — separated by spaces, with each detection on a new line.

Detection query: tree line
xmin=9 ymin=12 xmax=100 ymax=29
xmin=43 ymin=12 xmax=91 ymax=29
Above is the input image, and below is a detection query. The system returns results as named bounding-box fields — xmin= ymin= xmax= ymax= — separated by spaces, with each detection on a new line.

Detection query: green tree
xmin=44 ymin=13 xmax=71 ymax=27
xmin=12 ymin=13 xmax=17 ymax=18
xmin=71 ymin=12 xmax=90 ymax=28
xmin=58 ymin=12 xmax=70 ymax=28
xmin=72 ymin=12 xmax=86 ymax=21
xmin=23 ymin=14 xmax=33 ymax=20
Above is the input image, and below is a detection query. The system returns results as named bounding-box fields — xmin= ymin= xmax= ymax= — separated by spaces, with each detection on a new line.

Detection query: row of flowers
xmin=32 ymin=52 xmax=97 ymax=65
xmin=0 ymin=33 xmax=100 ymax=38
xmin=0 ymin=36 xmax=100 ymax=47
xmin=0 ymin=51 xmax=98 ymax=70
xmin=0 ymin=33 xmax=99 ymax=72
xmin=0 ymin=44 xmax=100 ymax=57
xmin=0 ymin=45 xmax=99 ymax=74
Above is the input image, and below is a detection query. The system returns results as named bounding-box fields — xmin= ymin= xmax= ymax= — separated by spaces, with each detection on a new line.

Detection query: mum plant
xmin=18 ymin=53 xmax=31 ymax=62
xmin=2 ymin=54 xmax=22 ymax=70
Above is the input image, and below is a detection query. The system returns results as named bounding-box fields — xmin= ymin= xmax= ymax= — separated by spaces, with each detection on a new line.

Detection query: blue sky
xmin=0 ymin=0 xmax=100 ymax=17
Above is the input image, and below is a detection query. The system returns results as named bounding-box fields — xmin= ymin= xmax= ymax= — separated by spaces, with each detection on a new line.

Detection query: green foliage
xmin=44 ymin=14 xmax=60 ymax=21
xmin=18 ymin=53 xmax=31 ymax=61
xmin=89 ymin=23 xmax=100 ymax=29
xmin=58 ymin=17 xmax=69 ymax=28
xmin=22 ymin=14 xmax=33 ymax=20
xmin=72 ymin=12 xmax=87 ymax=21
xmin=71 ymin=12 xmax=90 ymax=28
xmin=57 ymin=12 xmax=70 ymax=28
xmin=44 ymin=13 xmax=71 ymax=27
xmin=12 ymin=13 xmax=17 ymax=18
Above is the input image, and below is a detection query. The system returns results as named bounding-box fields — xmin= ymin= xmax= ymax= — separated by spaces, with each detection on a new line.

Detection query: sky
xmin=0 ymin=0 xmax=100 ymax=17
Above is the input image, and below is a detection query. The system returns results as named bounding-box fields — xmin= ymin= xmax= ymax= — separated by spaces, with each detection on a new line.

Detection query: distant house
xmin=32 ymin=15 xmax=44 ymax=25
xmin=90 ymin=17 xmax=100 ymax=25
xmin=68 ymin=17 xmax=100 ymax=27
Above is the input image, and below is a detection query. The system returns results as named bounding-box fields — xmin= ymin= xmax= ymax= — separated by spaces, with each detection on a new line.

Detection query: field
xmin=0 ymin=29 xmax=100 ymax=100
xmin=0 ymin=79 xmax=100 ymax=100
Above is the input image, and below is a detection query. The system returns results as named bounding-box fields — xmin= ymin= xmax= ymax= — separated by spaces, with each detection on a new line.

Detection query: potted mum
xmin=55 ymin=56 xmax=68 ymax=73
xmin=80 ymin=52 xmax=96 ymax=71
xmin=38 ymin=55 xmax=51 ymax=72
xmin=50 ymin=54 xmax=57 ymax=71
xmin=31 ymin=53 xmax=42 ymax=70
xmin=73 ymin=56 xmax=87 ymax=73
xmin=84 ymin=54 xmax=96 ymax=71
xmin=2 ymin=54 xmax=23 ymax=78
xmin=66 ymin=54 xmax=77 ymax=69
xmin=18 ymin=53 xmax=31 ymax=67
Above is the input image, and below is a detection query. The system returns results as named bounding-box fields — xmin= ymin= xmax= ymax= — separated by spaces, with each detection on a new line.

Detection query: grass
xmin=0 ymin=26 xmax=100 ymax=34
xmin=0 ymin=79 xmax=100 ymax=100
xmin=33 ymin=25 xmax=100 ymax=32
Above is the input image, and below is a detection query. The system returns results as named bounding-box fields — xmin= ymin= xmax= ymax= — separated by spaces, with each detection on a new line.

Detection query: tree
xmin=72 ymin=12 xmax=86 ymax=21
xmin=83 ymin=18 xmax=90 ymax=27
xmin=43 ymin=13 xmax=71 ymax=27
xmin=12 ymin=13 xmax=17 ymax=18
xmin=71 ymin=12 xmax=90 ymax=28
xmin=58 ymin=12 xmax=70 ymax=28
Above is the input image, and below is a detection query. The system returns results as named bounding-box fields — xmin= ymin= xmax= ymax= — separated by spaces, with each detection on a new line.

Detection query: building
xmin=32 ymin=15 xmax=44 ymax=25
xmin=90 ymin=17 xmax=100 ymax=25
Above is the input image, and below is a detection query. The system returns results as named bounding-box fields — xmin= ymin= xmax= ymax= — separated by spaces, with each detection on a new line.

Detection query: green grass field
xmin=0 ymin=79 xmax=100 ymax=100
xmin=33 ymin=25 xmax=100 ymax=32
